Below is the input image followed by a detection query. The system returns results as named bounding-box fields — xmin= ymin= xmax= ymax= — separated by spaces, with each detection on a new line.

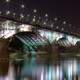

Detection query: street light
xmin=5 ymin=0 xmax=10 ymax=2
xmin=21 ymin=4 xmax=25 ymax=8
xmin=6 ymin=11 xmax=10 ymax=15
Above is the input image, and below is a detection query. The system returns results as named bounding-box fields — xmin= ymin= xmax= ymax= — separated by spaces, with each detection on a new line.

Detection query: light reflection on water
xmin=1 ymin=57 xmax=80 ymax=80
xmin=21 ymin=57 xmax=79 ymax=80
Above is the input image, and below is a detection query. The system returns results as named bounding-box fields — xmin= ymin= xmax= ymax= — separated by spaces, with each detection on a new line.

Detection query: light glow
xmin=33 ymin=9 xmax=37 ymax=13
xmin=21 ymin=4 xmax=25 ymax=8
xmin=20 ymin=14 xmax=24 ymax=18
xmin=6 ymin=11 xmax=10 ymax=15
xmin=19 ymin=24 xmax=32 ymax=32
xmin=6 ymin=0 xmax=10 ymax=2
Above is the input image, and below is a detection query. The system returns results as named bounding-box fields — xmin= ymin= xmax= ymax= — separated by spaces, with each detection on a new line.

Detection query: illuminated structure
xmin=0 ymin=1 xmax=80 ymax=80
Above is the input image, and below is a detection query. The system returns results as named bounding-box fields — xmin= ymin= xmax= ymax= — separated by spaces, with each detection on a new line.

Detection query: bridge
xmin=0 ymin=16 xmax=80 ymax=56
xmin=0 ymin=1 xmax=80 ymax=78
xmin=0 ymin=0 xmax=80 ymax=56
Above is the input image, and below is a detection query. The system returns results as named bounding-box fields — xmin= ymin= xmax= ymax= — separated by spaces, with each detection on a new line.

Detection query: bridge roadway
xmin=0 ymin=15 xmax=80 ymax=38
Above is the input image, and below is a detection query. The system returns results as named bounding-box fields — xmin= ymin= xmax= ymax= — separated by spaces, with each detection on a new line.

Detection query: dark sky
xmin=0 ymin=0 xmax=80 ymax=26
xmin=24 ymin=0 xmax=80 ymax=26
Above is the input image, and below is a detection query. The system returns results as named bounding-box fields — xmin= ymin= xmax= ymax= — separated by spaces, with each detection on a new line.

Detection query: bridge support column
xmin=0 ymin=39 xmax=9 ymax=76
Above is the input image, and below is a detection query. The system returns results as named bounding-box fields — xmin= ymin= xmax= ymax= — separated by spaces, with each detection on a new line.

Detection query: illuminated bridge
xmin=0 ymin=17 xmax=80 ymax=56
xmin=1 ymin=1 xmax=80 ymax=80
xmin=0 ymin=0 xmax=80 ymax=57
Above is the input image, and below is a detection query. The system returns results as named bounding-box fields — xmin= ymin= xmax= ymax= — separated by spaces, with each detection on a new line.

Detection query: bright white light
xmin=67 ymin=61 xmax=73 ymax=80
xmin=72 ymin=60 xmax=77 ymax=75
xmin=7 ymin=63 xmax=15 ymax=80
xmin=67 ymin=36 xmax=79 ymax=45
xmin=19 ymin=24 xmax=32 ymax=32
xmin=3 ymin=30 xmax=16 ymax=39
xmin=63 ymin=21 xmax=66 ymax=24
xmin=33 ymin=9 xmax=37 ymax=13
xmin=52 ymin=32 xmax=63 ymax=41
xmin=20 ymin=14 xmax=24 ymax=18
xmin=32 ymin=18 xmax=36 ymax=22
xmin=43 ymin=22 xmax=46 ymax=25
xmin=6 ymin=11 xmax=10 ymax=15
xmin=56 ymin=66 xmax=60 ymax=80
xmin=48 ymin=67 xmax=52 ymax=80
xmin=6 ymin=0 xmax=10 ymax=2
xmin=41 ymin=69 xmax=44 ymax=80
xmin=33 ymin=15 xmax=36 ymax=18
xmin=54 ymin=17 xmax=58 ymax=21
xmin=0 ymin=20 xmax=16 ymax=38
xmin=21 ymin=4 xmax=25 ymax=8
xmin=45 ymin=14 xmax=48 ymax=17
xmin=39 ymin=17 xmax=41 ymax=19
xmin=56 ymin=26 xmax=59 ymax=29
xmin=61 ymin=27 xmax=64 ymax=31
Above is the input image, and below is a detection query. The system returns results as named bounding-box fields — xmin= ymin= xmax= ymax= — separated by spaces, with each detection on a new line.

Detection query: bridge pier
xmin=0 ymin=39 xmax=9 ymax=76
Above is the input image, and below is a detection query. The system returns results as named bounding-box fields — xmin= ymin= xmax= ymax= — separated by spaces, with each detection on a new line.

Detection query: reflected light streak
xmin=40 ymin=68 xmax=44 ymax=80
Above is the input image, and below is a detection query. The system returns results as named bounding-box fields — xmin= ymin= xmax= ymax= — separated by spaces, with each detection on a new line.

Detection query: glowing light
xmin=32 ymin=18 xmax=36 ymax=22
xmin=0 ymin=20 xmax=16 ymax=38
xmin=48 ymin=67 xmax=52 ymax=80
xmin=20 ymin=14 xmax=24 ymax=18
xmin=6 ymin=11 xmax=10 ymax=15
xmin=56 ymin=66 xmax=60 ymax=80
xmin=6 ymin=0 xmax=10 ymax=2
xmin=0 ymin=11 xmax=2 ymax=14
xmin=33 ymin=9 xmax=37 ymax=13
xmin=3 ymin=30 xmax=16 ymax=39
xmin=54 ymin=17 xmax=58 ymax=21
xmin=45 ymin=13 xmax=48 ymax=17
xmin=61 ymin=27 xmax=64 ymax=31
xmin=50 ymin=24 xmax=53 ymax=27
xmin=19 ymin=24 xmax=32 ymax=32
xmin=72 ymin=60 xmax=77 ymax=75
xmin=67 ymin=61 xmax=73 ymax=80
xmin=63 ymin=21 xmax=66 ymax=24
xmin=8 ymin=63 xmax=15 ymax=80
xmin=21 ymin=4 xmax=25 ymax=8
xmin=40 ymin=69 xmax=44 ymax=80
xmin=33 ymin=15 xmax=36 ymax=18
xmin=43 ymin=22 xmax=46 ymax=25
xmin=67 ymin=36 xmax=79 ymax=45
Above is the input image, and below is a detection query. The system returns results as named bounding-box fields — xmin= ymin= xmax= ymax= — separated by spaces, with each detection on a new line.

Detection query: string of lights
xmin=0 ymin=0 xmax=79 ymax=37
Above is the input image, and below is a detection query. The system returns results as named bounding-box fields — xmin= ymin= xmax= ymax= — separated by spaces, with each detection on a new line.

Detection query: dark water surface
xmin=0 ymin=56 xmax=80 ymax=80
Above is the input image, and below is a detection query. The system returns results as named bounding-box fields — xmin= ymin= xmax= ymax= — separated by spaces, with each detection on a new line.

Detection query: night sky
xmin=24 ymin=0 xmax=80 ymax=26
xmin=0 ymin=0 xmax=80 ymax=27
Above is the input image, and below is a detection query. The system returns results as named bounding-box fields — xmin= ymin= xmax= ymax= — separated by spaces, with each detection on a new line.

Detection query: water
xmin=20 ymin=56 xmax=79 ymax=80
xmin=0 ymin=56 xmax=80 ymax=80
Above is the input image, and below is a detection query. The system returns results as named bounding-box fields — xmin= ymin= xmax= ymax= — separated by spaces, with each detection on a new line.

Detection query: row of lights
xmin=0 ymin=10 xmax=71 ymax=31
xmin=3 ymin=0 xmax=66 ymax=23
xmin=5 ymin=0 xmax=25 ymax=10
xmin=1 ymin=13 xmax=73 ymax=31
xmin=0 ymin=0 xmax=75 ymax=33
